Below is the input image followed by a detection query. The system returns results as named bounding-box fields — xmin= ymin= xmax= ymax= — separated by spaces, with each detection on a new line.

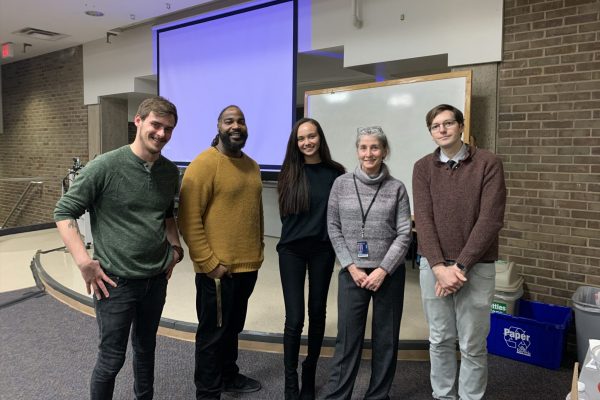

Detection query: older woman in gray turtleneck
xmin=324 ymin=126 xmax=412 ymax=400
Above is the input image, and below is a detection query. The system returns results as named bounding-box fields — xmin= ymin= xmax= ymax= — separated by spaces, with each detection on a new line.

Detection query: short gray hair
xmin=356 ymin=126 xmax=390 ymax=155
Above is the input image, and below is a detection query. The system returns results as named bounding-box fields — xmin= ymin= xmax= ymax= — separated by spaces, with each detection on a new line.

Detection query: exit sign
xmin=2 ymin=42 xmax=14 ymax=59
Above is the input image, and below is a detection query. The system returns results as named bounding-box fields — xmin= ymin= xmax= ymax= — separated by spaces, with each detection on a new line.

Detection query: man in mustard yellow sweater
xmin=178 ymin=105 xmax=264 ymax=399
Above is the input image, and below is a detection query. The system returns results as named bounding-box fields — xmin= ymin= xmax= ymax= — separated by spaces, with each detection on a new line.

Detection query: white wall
xmin=263 ymin=183 xmax=282 ymax=238
xmin=83 ymin=24 xmax=154 ymax=105
xmin=309 ymin=0 xmax=503 ymax=67
xmin=82 ymin=0 xmax=503 ymax=104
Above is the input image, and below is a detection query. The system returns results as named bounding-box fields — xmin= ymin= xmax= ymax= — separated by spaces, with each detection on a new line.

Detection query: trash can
xmin=492 ymin=261 xmax=524 ymax=315
xmin=571 ymin=286 xmax=600 ymax=364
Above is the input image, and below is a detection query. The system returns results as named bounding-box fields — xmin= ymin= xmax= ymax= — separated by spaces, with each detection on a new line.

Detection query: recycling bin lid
xmin=495 ymin=260 xmax=523 ymax=292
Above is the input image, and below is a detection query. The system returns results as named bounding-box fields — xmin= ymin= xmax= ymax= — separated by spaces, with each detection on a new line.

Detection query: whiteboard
xmin=305 ymin=71 xmax=472 ymax=211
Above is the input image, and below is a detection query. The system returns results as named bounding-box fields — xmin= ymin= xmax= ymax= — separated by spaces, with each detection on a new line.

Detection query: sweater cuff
xmin=427 ymin=257 xmax=446 ymax=269
xmin=194 ymin=255 xmax=221 ymax=274
xmin=380 ymin=263 xmax=396 ymax=276
xmin=338 ymin=256 xmax=354 ymax=269
xmin=456 ymin=255 xmax=479 ymax=270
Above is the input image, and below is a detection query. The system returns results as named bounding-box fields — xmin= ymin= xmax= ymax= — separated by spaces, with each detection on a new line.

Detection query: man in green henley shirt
xmin=54 ymin=96 xmax=184 ymax=400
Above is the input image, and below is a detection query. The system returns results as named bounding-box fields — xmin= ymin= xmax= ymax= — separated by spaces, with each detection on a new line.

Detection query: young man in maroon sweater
xmin=412 ymin=104 xmax=506 ymax=400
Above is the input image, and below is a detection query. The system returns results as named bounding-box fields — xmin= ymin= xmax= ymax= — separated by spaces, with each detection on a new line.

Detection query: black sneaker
xmin=223 ymin=374 xmax=262 ymax=393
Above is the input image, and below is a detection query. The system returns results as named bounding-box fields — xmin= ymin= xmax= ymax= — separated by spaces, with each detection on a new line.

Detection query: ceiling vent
xmin=13 ymin=27 xmax=69 ymax=41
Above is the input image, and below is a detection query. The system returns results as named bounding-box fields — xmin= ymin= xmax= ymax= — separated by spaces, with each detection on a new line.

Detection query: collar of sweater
xmin=210 ymin=145 xmax=247 ymax=161
xmin=433 ymin=145 xmax=477 ymax=165
xmin=353 ymin=163 xmax=389 ymax=185
xmin=125 ymin=145 xmax=164 ymax=167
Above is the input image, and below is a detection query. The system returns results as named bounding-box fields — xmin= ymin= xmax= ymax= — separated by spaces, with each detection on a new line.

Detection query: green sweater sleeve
xmin=54 ymin=157 xmax=103 ymax=222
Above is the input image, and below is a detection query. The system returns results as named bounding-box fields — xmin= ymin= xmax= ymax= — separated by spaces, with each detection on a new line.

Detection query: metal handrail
xmin=0 ymin=181 xmax=44 ymax=229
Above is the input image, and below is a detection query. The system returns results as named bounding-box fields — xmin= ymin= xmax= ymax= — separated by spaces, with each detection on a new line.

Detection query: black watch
xmin=457 ymin=262 xmax=467 ymax=271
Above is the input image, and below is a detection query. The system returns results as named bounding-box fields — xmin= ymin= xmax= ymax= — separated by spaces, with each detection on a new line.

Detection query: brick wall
xmin=499 ymin=0 xmax=600 ymax=305
xmin=0 ymin=46 xmax=87 ymax=227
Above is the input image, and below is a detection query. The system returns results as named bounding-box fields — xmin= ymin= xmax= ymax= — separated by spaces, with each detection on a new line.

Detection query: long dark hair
xmin=277 ymin=118 xmax=345 ymax=217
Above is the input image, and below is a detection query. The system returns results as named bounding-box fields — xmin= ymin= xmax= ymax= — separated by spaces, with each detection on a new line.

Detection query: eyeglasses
xmin=429 ymin=120 xmax=458 ymax=133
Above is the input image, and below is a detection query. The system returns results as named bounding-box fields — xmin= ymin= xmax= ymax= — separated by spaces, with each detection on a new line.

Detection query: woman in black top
xmin=277 ymin=118 xmax=345 ymax=400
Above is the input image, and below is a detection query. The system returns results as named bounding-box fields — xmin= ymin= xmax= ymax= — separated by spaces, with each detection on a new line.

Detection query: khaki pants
xmin=420 ymin=258 xmax=495 ymax=400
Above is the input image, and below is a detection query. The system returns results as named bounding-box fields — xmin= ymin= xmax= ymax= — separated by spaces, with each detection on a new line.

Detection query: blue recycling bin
xmin=487 ymin=299 xmax=572 ymax=369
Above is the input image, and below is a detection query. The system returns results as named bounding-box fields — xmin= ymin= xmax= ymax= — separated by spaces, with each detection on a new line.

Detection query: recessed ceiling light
xmin=85 ymin=10 xmax=104 ymax=17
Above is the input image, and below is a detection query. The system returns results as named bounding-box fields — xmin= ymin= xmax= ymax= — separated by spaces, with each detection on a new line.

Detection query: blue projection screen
xmin=156 ymin=0 xmax=296 ymax=169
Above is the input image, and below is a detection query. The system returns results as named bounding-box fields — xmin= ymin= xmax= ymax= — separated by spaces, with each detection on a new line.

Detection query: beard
xmin=218 ymin=130 xmax=247 ymax=153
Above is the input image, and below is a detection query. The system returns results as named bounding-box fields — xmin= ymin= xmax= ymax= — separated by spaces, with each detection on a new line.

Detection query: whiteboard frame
xmin=304 ymin=70 xmax=472 ymax=210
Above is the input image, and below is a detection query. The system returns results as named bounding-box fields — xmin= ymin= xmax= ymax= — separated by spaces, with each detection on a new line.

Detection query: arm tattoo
xmin=67 ymin=219 xmax=81 ymax=233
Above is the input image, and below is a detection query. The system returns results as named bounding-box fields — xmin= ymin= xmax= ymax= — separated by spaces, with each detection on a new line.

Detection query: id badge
xmin=357 ymin=240 xmax=369 ymax=258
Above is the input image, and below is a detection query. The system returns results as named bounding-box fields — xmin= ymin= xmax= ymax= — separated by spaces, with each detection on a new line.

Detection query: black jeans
xmin=194 ymin=271 xmax=258 ymax=400
xmin=278 ymin=240 xmax=335 ymax=375
xmin=91 ymin=273 xmax=167 ymax=400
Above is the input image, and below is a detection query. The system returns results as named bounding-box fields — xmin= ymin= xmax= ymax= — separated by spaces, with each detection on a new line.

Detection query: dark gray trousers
xmin=325 ymin=265 xmax=406 ymax=400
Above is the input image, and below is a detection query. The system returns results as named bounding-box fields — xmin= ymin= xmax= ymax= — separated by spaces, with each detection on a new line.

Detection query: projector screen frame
xmin=155 ymin=0 xmax=298 ymax=181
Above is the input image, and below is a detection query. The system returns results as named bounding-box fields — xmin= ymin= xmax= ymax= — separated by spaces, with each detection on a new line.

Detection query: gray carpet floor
xmin=1 ymin=288 xmax=573 ymax=399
